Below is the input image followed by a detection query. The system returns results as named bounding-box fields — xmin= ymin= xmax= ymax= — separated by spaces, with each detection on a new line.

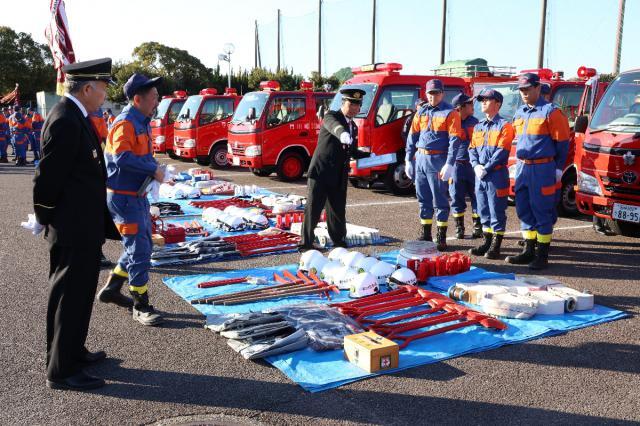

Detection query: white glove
xmin=339 ymin=132 xmax=352 ymax=145
xmin=405 ymin=161 xmax=414 ymax=179
xmin=474 ymin=165 xmax=487 ymax=180
xmin=555 ymin=169 xmax=563 ymax=184
xmin=440 ymin=163 xmax=453 ymax=181
xmin=21 ymin=213 xmax=45 ymax=236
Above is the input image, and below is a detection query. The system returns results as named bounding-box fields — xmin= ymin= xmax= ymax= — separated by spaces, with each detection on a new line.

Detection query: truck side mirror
xmin=574 ymin=115 xmax=588 ymax=134
xmin=246 ymin=107 xmax=256 ymax=121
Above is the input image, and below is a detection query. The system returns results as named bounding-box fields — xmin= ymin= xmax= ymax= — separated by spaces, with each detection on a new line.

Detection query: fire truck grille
xmin=232 ymin=147 xmax=245 ymax=155
xmin=603 ymin=185 xmax=640 ymax=197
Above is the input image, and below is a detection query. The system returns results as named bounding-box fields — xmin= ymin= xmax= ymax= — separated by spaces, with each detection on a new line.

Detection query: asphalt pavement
xmin=1 ymin=154 xmax=638 ymax=425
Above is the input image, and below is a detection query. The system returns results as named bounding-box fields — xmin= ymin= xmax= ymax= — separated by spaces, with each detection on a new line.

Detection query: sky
xmin=2 ymin=0 xmax=638 ymax=80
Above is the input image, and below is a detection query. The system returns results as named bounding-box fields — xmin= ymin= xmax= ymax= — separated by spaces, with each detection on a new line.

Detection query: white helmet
xmin=224 ymin=205 xmax=241 ymax=214
xmin=328 ymin=247 xmax=349 ymax=262
xmin=272 ymin=202 xmax=296 ymax=214
xmin=334 ymin=266 xmax=359 ymax=290
xmin=307 ymin=255 xmax=329 ymax=275
xmin=246 ymin=213 xmax=269 ymax=228
xmin=202 ymin=207 xmax=222 ymax=223
xmin=387 ymin=267 xmax=417 ymax=290
xmin=299 ymin=250 xmax=324 ymax=272
xmin=354 ymin=256 xmax=379 ymax=273
xmin=349 ymin=272 xmax=380 ymax=298
xmin=220 ymin=214 xmax=245 ymax=231
xmin=369 ymin=261 xmax=396 ymax=286
xmin=342 ymin=251 xmax=365 ymax=268
xmin=319 ymin=260 xmax=342 ymax=284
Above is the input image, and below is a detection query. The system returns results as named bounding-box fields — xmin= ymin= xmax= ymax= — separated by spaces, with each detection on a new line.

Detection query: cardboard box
xmin=344 ymin=331 xmax=399 ymax=373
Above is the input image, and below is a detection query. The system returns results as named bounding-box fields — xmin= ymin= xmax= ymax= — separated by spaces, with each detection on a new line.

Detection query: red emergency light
xmin=161 ymin=95 xmax=172 ymax=99
xmin=199 ymin=88 xmax=218 ymax=96
xmin=520 ymin=68 xmax=554 ymax=80
xmin=224 ymin=87 xmax=238 ymax=95
xmin=173 ymin=90 xmax=187 ymax=98
xmin=259 ymin=80 xmax=281 ymax=91
xmin=352 ymin=62 xmax=403 ymax=74
xmin=577 ymin=66 xmax=597 ymax=79
xmin=299 ymin=81 xmax=313 ymax=91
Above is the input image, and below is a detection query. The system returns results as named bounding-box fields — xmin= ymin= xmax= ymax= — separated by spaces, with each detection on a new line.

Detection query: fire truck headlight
xmin=245 ymin=145 xmax=262 ymax=157
xmin=577 ymin=171 xmax=602 ymax=196
xmin=155 ymin=136 xmax=165 ymax=144
xmin=183 ymin=139 xmax=196 ymax=148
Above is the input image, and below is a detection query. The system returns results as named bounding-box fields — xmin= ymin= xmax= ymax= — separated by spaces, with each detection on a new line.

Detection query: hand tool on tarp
xmin=223 ymin=231 xmax=301 ymax=257
xmin=197 ymin=277 xmax=249 ymax=289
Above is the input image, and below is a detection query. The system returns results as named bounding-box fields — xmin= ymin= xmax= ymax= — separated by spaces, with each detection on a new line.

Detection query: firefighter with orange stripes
xmin=0 ymin=111 xmax=9 ymax=162
xmin=506 ymin=73 xmax=570 ymax=270
xmin=468 ymin=89 xmax=514 ymax=259
xmin=405 ymin=79 xmax=463 ymax=250
xmin=28 ymin=107 xmax=44 ymax=163
xmin=98 ymin=73 xmax=165 ymax=326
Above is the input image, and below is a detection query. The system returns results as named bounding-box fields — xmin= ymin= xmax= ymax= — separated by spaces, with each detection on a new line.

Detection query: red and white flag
xmin=0 ymin=84 xmax=19 ymax=106
xmin=45 ymin=0 xmax=76 ymax=95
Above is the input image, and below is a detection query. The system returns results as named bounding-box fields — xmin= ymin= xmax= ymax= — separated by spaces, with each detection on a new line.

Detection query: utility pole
xmin=254 ymin=20 xmax=258 ymax=68
xmin=277 ymin=9 xmax=281 ymax=72
xmin=537 ymin=0 xmax=547 ymax=68
xmin=440 ymin=0 xmax=446 ymax=64
xmin=371 ymin=0 xmax=376 ymax=63
xmin=318 ymin=0 xmax=322 ymax=75
xmin=613 ymin=0 xmax=625 ymax=74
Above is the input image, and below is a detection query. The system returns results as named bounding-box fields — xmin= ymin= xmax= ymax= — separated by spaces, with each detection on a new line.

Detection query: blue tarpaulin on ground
xmin=163 ymin=251 xmax=628 ymax=392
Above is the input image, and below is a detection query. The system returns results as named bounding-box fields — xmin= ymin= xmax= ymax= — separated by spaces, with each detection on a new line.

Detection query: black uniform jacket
xmin=33 ymin=97 xmax=120 ymax=247
xmin=307 ymin=110 xmax=370 ymax=187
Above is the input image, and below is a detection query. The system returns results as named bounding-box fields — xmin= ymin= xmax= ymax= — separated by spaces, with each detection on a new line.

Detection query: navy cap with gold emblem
xmin=340 ymin=88 xmax=366 ymax=104
xmin=62 ymin=58 xmax=115 ymax=85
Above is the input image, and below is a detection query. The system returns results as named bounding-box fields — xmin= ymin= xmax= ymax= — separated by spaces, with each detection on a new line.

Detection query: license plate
xmin=612 ymin=203 xmax=640 ymax=223
xmin=175 ymin=149 xmax=180 ymax=156
xmin=232 ymin=156 xmax=240 ymax=166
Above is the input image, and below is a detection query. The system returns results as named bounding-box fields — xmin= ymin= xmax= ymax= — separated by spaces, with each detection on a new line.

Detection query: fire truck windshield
xmin=329 ymin=84 xmax=378 ymax=118
xmin=590 ymin=71 xmax=640 ymax=133
xmin=232 ymin=92 xmax=269 ymax=123
xmin=177 ymin=96 xmax=203 ymax=121
xmin=473 ymin=82 xmax=521 ymax=121
xmin=153 ymin=98 xmax=173 ymax=120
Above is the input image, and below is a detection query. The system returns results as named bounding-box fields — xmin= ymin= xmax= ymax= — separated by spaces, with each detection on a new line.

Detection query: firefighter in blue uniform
xmin=450 ymin=93 xmax=482 ymax=239
xmin=9 ymin=105 xmax=31 ymax=166
xmin=98 ymin=73 xmax=165 ymax=326
xmin=468 ymin=89 xmax=515 ymax=259
xmin=29 ymin=107 xmax=44 ymax=163
xmin=405 ymin=79 xmax=463 ymax=250
xmin=0 ymin=110 xmax=9 ymax=162
xmin=506 ymin=73 xmax=570 ymax=269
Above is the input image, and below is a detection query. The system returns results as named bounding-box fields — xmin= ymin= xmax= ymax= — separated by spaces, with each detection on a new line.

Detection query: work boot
xmin=131 ymin=292 xmax=164 ymax=326
xmin=472 ymin=216 xmax=483 ymax=238
xmin=484 ymin=234 xmax=503 ymax=260
xmin=469 ymin=232 xmax=492 ymax=256
xmin=419 ymin=224 xmax=432 ymax=241
xmin=436 ymin=226 xmax=448 ymax=251
xmin=454 ymin=216 xmax=465 ymax=239
xmin=97 ymin=273 xmax=133 ymax=308
xmin=528 ymin=242 xmax=551 ymax=270
xmin=506 ymin=239 xmax=536 ymax=264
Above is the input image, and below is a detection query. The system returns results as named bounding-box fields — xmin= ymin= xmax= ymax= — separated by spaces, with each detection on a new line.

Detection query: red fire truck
xmin=433 ymin=59 xmax=517 ymax=95
xmin=574 ymin=68 xmax=640 ymax=237
xmin=151 ymin=90 xmax=187 ymax=158
xmin=334 ymin=63 xmax=471 ymax=195
xmin=173 ymin=88 xmax=241 ymax=168
xmin=226 ymin=81 xmax=335 ymax=181
xmin=474 ymin=67 xmax=598 ymax=216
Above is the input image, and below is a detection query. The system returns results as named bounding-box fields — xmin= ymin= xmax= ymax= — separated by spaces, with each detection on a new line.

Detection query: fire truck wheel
xmin=251 ymin=168 xmax=272 ymax=177
xmin=384 ymin=161 xmax=414 ymax=195
xmin=605 ymin=219 xmax=640 ymax=238
xmin=209 ymin=143 xmax=229 ymax=169
xmin=349 ymin=178 xmax=371 ymax=189
xmin=167 ymin=150 xmax=179 ymax=160
xmin=557 ymin=172 xmax=578 ymax=217
xmin=196 ymin=156 xmax=211 ymax=166
xmin=276 ymin=151 xmax=305 ymax=181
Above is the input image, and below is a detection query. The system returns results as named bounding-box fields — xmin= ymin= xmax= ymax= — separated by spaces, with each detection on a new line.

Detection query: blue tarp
xmin=163 ymin=251 xmax=628 ymax=392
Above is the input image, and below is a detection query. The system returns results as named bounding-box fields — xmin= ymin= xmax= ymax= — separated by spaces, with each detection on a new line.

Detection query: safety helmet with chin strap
xmin=387 ymin=267 xmax=417 ymax=290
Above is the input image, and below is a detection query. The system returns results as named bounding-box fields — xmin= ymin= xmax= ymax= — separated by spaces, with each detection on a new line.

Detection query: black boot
xmin=454 ymin=217 xmax=465 ymax=239
xmin=528 ymin=242 xmax=550 ymax=270
xmin=471 ymin=216 xmax=483 ymax=238
xmin=469 ymin=232 xmax=492 ymax=256
xmin=484 ymin=234 xmax=503 ymax=260
xmin=436 ymin=226 xmax=447 ymax=251
xmin=419 ymin=224 xmax=432 ymax=241
xmin=506 ymin=239 xmax=536 ymax=264
xmin=97 ymin=273 xmax=133 ymax=308
xmin=131 ymin=291 xmax=164 ymax=326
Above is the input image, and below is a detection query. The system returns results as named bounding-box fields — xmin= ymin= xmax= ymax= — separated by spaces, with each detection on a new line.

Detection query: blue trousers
xmin=107 ymin=192 xmax=152 ymax=288
xmin=476 ymin=168 xmax=509 ymax=233
xmin=450 ymin=161 xmax=477 ymax=216
xmin=31 ymin=133 xmax=40 ymax=160
xmin=514 ymin=161 xmax=557 ymax=238
xmin=0 ymin=138 xmax=7 ymax=158
xmin=415 ymin=152 xmax=449 ymax=224
xmin=13 ymin=135 xmax=28 ymax=160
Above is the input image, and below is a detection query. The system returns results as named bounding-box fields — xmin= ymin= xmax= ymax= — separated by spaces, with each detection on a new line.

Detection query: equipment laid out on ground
xmin=150 ymin=202 xmax=184 ymax=217
xmin=222 ymin=230 xmax=300 ymax=257
xmin=151 ymin=216 xmax=186 ymax=244
xmin=344 ymin=331 xmax=399 ymax=373
xmin=404 ymin=252 xmax=472 ymax=281
xmin=159 ymin=182 xmax=202 ymax=199
xmin=396 ymin=240 xmax=439 ymax=267
xmin=290 ymin=222 xmax=382 ymax=247
xmin=202 ymin=206 xmax=269 ymax=232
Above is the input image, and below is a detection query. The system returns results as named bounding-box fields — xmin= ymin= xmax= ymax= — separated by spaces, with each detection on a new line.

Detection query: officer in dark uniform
xmin=300 ymin=88 xmax=371 ymax=250
xmin=33 ymin=58 xmax=120 ymax=391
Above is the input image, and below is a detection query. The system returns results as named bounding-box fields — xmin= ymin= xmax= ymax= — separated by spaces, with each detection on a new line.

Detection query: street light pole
xmin=221 ymin=43 xmax=235 ymax=89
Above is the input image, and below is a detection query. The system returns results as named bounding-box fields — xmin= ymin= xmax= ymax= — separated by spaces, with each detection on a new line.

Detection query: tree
xmin=0 ymin=26 xmax=55 ymax=103
xmin=309 ymin=71 xmax=339 ymax=92
xmin=332 ymin=67 xmax=353 ymax=85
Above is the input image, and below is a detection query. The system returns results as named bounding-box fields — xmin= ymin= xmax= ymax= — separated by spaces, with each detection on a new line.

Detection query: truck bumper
xmin=153 ymin=142 xmax=166 ymax=153
xmin=349 ymin=161 xmax=389 ymax=180
xmin=575 ymin=192 xmax=640 ymax=218
xmin=228 ymin=154 xmax=264 ymax=168
xmin=175 ymin=147 xmax=196 ymax=159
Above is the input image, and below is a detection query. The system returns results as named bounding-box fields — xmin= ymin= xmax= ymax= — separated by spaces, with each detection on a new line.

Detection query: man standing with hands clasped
xmin=300 ymin=88 xmax=371 ymax=251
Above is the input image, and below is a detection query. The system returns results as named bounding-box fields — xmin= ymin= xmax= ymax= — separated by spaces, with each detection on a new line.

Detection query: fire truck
xmin=474 ymin=67 xmax=599 ymax=216
xmin=173 ymin=88 xmax=241 ymax=168
xmin=226 ymin=81 xmax=335 ymax=181
xmin=334 ymin=63 xmax=471 ymax=195
xmin=574 ymin=68 xmax=640 ymax=237
xmin=151 ymin=90 xmax=187 ymax=158
xmin=433 ymin=58 xmax=517 ymax=94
